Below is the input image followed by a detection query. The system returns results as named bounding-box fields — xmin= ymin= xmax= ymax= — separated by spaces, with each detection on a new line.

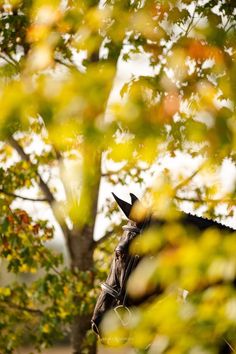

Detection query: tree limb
xmin=175 ymin=195 xmax=236 ymax=205
xmin=174 ymin=164 xmax=205 ymax=192
xmin=7 ymin=136 xmax=75 ymax=259
xmin=6 ymin=53 xmax=19 ymax=67
xmin=55 ymin=58 xmax=73 ymax=69
xmin=95 ymin=230 xmax=114 ymax=245
xmin=0 ymin=188 xmax=49 ymax=202
xmin=1 ymin=300 xmax=43 ymax=315
xmin=8 ymin=137 xmax=55 ymax=204
xmin=226 ymin=23 xmax=236 ymax=33
xmin=0 ymin=53 xmax=18 ymax=67
xmin=185 ymin=4 xmax=197 ymax=36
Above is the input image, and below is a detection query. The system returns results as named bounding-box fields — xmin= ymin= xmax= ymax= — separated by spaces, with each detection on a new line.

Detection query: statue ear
xmin=112 ymin=192 xmax=148 ymax=223
xmin=129 ymin=197 xmax=148 ymax=224
xmin=112 ymin=193 xmax=132 ymax=219
xmin=130 ymin=193 xmax=139 ymax=205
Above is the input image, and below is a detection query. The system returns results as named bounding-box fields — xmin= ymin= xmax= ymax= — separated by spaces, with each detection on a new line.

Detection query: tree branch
xmin=174 ymin=164 xmax=204 ymax=192
xmin=175 ymin=195 xmax=236 ymax=205
xmin=185 ymin=5 xmax=197 ymax=36
xmin=0 ymin=188 xmax=49 ymax=202
xmin=52 ymin=146 xmax=73 ymax=204
xmin=55 ymin=58 xmax=73 ymax=69
xmin=1 ymin=299 xmax=43 ymax=315
xmin=95 ymin=230 xmax=114 ymax=245
xmin=226 ymin=23 xmax=236 ymax=34
xmin=6 ymin=53 xmax=19 ymax=67
xmin=0 ymin=53 xmax=18 ymax=67
xmin=174 ymin=164 xmax=236 ymax=205
xmin=101 ymin=165 xmax=151 ymax=177
xmin=8 ymin=137 xmax=55 ymax=204
xmin=7 ymin=136 xmax=79 ymax=266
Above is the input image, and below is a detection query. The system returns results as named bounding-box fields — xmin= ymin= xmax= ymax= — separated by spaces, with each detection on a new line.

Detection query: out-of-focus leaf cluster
xmin=0 ymin=268 xmax=97 ymax=352
xmin=100 ymin=160 xmax=236 ymax=353
xmin=102 ymin=204 xmax=236 ymax=353
xmin=0 ymin=0 xmax=235 ymax=352
xmin=0 ymin=206 xmax=60 ymax=273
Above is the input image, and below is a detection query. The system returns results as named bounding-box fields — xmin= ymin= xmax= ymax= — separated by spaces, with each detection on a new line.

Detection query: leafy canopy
xmin=0 ymin=0 xmax=235 ymax=353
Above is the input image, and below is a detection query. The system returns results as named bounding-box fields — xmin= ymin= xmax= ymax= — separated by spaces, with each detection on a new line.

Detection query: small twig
xmin=0 ymin=189 xmax=49 ymax=202
xmin=102 ymin=165 xmax=150 ymax=178
xmin=7 ymin=137 xmax=55 ymax=204
xmin=174 ymin=165 xmax=204 ymax=192
xmin=226 ymin=23 xmax=236 ymax=34
xmin=185 ymin=5 xmax=198 ymax=36
xmin=37 ymin=242 xmax=63 ymax=278
xmin=0 ymin=53 xmax=17 ymax=67
xmin=55 ymin=58 xmax=73 ymax=69
xmin=224 ymin=339 xmax=235 ymax=353
xmin=175 ymin=195 xmax=236 ymax=205
xmin=1 ymin=299 xmax=43 ymax=315
xmin=7 ymin=137 xmax=76 ymax=260
xmin=224 ymin=15 xmax=231 ymax=31
xmin=7 ymin=53 xmax=19 ymax=67
xmin=96 ymin=230 xmax=114 ymax=245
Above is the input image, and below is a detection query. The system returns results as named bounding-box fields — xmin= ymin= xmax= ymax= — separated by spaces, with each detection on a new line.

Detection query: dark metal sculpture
xmin=91 ymin=192 xmax=234 ymax=353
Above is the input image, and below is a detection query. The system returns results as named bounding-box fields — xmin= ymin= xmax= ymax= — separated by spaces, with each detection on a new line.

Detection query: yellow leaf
xmin=0 ymin=287 xmax=11 ymax=296
xmin=42 ymin=324 xmax=50 ymax=333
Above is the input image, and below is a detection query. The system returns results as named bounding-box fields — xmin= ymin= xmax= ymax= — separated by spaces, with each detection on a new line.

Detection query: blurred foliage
xmin=102 ymin=225 xmax=236 ymax=353
xmin=0 ymin=0 xmax=235 ymax=352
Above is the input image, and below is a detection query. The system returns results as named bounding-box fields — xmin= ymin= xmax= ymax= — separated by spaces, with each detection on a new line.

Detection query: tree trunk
xmin=67 ymin=36 xmax=124 ymax=354
xmin=69 ymin=148 xmax=101 ymax=354
xmin=71 ymin=313 xmax=97 ymax=354
xmin=71 ymin=245 xmax=97 ymax=354
xmin=70 ymin=226 xmax=98 ymax=354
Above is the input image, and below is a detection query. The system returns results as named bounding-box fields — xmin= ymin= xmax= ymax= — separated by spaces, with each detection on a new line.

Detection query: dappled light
xmin=0 ymin=0 xmax=235 ymax=353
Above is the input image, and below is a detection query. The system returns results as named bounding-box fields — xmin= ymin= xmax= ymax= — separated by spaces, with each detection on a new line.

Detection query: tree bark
xmin=68 ymin=34 xmax=124 ymax=352
xmin=9 ymin=135 xmax=100 ymax=354
xmin=71 ymin=312 xmax=97 ymax=354
xmin=8 ymin=29 xmax=124 ymax=354
xmin=69 ymin=148 xmax=101 ymax=354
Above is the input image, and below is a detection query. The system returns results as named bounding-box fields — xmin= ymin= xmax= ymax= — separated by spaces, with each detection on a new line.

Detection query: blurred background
xmin=0 ymin=0 xmax=235 ymax=353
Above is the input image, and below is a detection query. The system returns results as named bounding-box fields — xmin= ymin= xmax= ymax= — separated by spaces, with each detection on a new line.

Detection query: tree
xmin=0 ymin=0 xmax=235 ymax=353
